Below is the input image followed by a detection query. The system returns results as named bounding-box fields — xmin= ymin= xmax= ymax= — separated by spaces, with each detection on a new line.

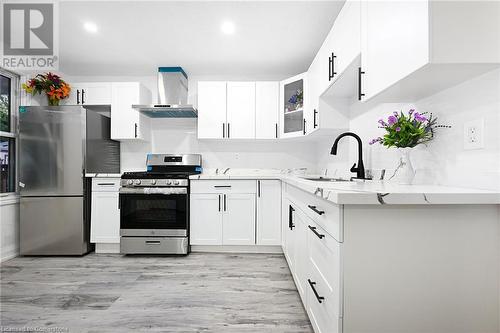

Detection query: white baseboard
xmin=95 ymin=243 xmax=120 ymax=254
xmin=191 ymin=245 xmax=283 ymax=254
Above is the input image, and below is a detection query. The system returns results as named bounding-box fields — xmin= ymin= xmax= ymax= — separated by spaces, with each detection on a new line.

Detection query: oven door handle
xmin=119 ymin=188 xmax=188 ymax=195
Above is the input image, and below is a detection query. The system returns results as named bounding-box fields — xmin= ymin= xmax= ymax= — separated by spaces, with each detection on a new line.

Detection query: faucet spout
xmin=330 ymin=132 xmax=366 ymax=179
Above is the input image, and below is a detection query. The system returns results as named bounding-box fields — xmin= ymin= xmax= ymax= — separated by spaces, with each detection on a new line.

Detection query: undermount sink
xmin=301 ymin=176 xmax=350 ymax=182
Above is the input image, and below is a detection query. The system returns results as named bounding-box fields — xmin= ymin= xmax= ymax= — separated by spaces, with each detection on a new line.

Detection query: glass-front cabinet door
xmin=279 ymin=72 xmax=307 ymax=138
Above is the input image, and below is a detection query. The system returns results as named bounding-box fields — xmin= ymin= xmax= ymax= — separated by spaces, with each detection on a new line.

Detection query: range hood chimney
xmin=133 ymin=67 xmax=197 ymax=118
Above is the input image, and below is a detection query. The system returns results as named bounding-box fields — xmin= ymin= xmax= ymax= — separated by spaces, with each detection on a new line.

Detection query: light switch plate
xmin=463 ymin=118 xmax=484 ymax=150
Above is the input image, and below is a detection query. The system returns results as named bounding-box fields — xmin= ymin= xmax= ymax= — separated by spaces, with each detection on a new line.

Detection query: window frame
xmin=0 ymin=67 xmax=20 ymax=196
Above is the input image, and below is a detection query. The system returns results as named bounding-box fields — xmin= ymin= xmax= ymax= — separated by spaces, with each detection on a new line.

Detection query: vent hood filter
xmin=133 ymin=67 xmax=197 ymax=118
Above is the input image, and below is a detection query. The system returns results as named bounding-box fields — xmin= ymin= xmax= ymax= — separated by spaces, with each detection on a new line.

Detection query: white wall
xmin=317 ymin=68 xmax=500 ymax=191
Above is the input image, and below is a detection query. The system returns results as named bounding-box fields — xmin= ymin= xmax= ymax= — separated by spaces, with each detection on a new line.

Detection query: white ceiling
xmin=59 ymin=1 xmax=345 ymax=77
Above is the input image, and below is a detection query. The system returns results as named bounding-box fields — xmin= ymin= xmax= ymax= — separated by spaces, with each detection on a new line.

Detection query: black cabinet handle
xmin=222 ymin=123 xmax=225 ymax=138
xmin=214 ymin=185 xmax=231 ymax=188
xmin=308 ymin=225 xmax=325 ymax=239
xmin=303 ymin=119 xmax=306 ymax=135
xmin=218 ymin=194 xmax=221 ymax=212
xmin=313 ymin=109 xmax=318 ymax=128
xmin=81 ymin=89 xmax=85 ymax=104
xmin=358 ymin=67 xmax=365 ymax=101
xmin=288 ymin=205 xmax=295 ymax=230
xmin=275 ymin=123 xmax=278 ymax=138
xmin=76 ymin=90 xmax=80 ymax=104
xmin=134 ymin=123 xmax=138 ymax=138
xmin=257 ymin=180 xmax=261 ymax=197
xmin=308 ymin=279 xmax=325 ymax=303
xmin=227 ymin=123 xmax=230 ymax=138
xmin=97 ymin=183 xmax=115 ymax=186
xmin=224 ymin=194 xmax=227 ymax=211
xmin=308 ymin=205 xmax=325 ymax=216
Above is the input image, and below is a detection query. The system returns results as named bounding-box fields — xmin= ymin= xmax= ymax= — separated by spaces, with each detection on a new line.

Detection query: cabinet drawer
xmin=190 ymin=180 xmax=256 ymax=194
xmin=286 ymin=184 xmax=343 ymax=242
xmin=306 ymin=263 xmax=341 ymax=333
xmin=92 ymin=178 xmax=121 ymax=192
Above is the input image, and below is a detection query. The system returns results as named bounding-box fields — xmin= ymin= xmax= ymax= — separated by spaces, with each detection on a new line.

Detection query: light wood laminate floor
xmin=1 ymin=253 xmax=312 ymax=333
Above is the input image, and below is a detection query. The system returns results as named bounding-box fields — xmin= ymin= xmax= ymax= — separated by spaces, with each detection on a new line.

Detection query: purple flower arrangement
xmin=369 ymin=109 xmax=450 ymax=148
xmin=286 ymin=89 xmax=303 ymax=112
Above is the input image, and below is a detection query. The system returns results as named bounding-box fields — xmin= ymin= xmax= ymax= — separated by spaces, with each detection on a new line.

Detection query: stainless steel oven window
xmin=0 ymin=67 xmax=20 ymax=194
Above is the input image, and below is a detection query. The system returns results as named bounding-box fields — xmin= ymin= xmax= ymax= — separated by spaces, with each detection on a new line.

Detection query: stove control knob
xmin=134 ymin=179 xmax=141 ymax=185
xmin=127 ymin=180 xmax=133 ymax=185
xmin=151 ymin=179 xmax=157 ymax=185
xmin=173 ymin=180 xmax=180 ymax=186
xmin=166 ymin=180 xmax=172 ymax=185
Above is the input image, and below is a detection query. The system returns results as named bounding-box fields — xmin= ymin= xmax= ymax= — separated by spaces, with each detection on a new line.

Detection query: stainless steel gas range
xmin=119 ymin=154 xmax=202 ymax=255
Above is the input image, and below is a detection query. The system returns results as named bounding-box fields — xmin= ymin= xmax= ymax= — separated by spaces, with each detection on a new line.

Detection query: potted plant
xmin=369 ymin=109 xmax=450 ymax=184
xmin=22 ymin=72 xmax=71 ymax=106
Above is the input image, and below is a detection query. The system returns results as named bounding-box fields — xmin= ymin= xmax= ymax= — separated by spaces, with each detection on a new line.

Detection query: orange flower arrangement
xmin=22 ymin=72 xmax=71 ymax=106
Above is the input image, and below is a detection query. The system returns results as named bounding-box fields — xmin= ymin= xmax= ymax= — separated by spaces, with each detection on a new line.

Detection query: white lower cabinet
xmin=283 ymin=186 xmax=342 ymax=333
xmin=190 ymin=179 xmax=282 ymax=247
xmin=256 ymin=180 xmax=281 ymax=245
xmin=90 ymin=178 xmax=120 ymax=245
xmin=190 ymin=194 xmax=223 ymax=245
xmin=190 ymin=180 xmax=257 ymax=246
xmin=222 ymin=193 xmax=256 ymax=245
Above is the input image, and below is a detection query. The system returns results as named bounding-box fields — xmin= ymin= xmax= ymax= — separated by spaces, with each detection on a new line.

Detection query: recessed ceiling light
xmin=83 ymin=21 xmax=98 ymax=33
xmin=221 ymin=21 xmax=235 ymax=35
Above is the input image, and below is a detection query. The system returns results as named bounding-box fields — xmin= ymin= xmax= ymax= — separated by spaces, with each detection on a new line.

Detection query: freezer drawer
xmin=20 ymin=196 xmax=90 ymax=255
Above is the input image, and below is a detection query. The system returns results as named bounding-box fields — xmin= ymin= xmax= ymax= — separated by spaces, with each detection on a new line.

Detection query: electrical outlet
xmin=463 ymin=118 xmax=484 ymax=150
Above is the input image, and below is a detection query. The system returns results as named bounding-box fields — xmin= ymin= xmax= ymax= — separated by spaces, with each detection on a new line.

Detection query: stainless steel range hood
xmin=133 ymin=67 xmax=197 ymax=118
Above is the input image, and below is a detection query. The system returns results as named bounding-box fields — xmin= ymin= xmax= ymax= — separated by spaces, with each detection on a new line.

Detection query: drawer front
xmin=286 ymin=184 xmax=343 ymax=242
xmin=190 ymin=180 xmax=256 ymax=194
xmin=92 ymin=178 xmax=121 ymax=192
xmin=120 ymin=237 xmax=188 ymax=254
xmin=306 ymin=258 xmax=341 ymax=333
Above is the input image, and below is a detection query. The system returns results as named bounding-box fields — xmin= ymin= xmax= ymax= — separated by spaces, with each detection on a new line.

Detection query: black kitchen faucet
xmin=330 ymin=132 xmax=367 ymax=180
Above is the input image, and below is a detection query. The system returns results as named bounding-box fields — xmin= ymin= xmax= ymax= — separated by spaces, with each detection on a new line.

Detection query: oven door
xmin=119 ymin=187 xmax=188 ymax=237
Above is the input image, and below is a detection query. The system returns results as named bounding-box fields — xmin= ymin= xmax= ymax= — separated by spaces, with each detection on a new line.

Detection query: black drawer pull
xmin=308 ymin=225 xmax=325 ymax=239
xmin=97 ymin=183 xmax=115 ymax=186
xmin=308 ymin=205 xmax=325 ymax=215
xmin=308 ymin=279 xmax=325 ymax=303
xmin=214 ymin=185 xmax=231 ymax=188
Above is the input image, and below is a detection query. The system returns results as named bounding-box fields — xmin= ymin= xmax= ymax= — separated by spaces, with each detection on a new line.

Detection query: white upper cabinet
xmin=256 ymin=180 xmax=281 ymax=245
xmin=360 ymin=0 xmax=500 ymax=102
xmin=255 ymin=82 xmax=279 ymax=139
xmin=360 ymin=0 xmax=429 ymax=101
xmin=280 ymin=72 xmax=307 ymax=138
xmin=65 ymin=82 xmax=112 ymax=105
xmin=111 ymin=82 xmax=151 ymax=141
xmin=197 ymin=81 xmax=227 ymax=139
xmin=330 ymin=0 xmax=361 ymax=78
xmin=198 ymin=81 xmax=279 ymax=140
xmin=226 ymin=82 xmax=256 ymax=139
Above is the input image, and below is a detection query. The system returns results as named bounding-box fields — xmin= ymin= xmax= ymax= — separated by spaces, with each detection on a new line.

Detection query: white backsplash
xmin=316 ymin=68 xmax=500 ymax=191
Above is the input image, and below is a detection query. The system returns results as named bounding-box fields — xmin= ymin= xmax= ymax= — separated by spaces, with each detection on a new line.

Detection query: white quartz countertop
xmin=85 ymin=173 xmax=122 ymax=178
xmin=190 ymin=173 xmax=500 ymax=205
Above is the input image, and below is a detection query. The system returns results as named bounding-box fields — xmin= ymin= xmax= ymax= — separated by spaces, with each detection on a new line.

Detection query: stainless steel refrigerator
xmin=19 ymin=106 xmax=120 ymax=255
